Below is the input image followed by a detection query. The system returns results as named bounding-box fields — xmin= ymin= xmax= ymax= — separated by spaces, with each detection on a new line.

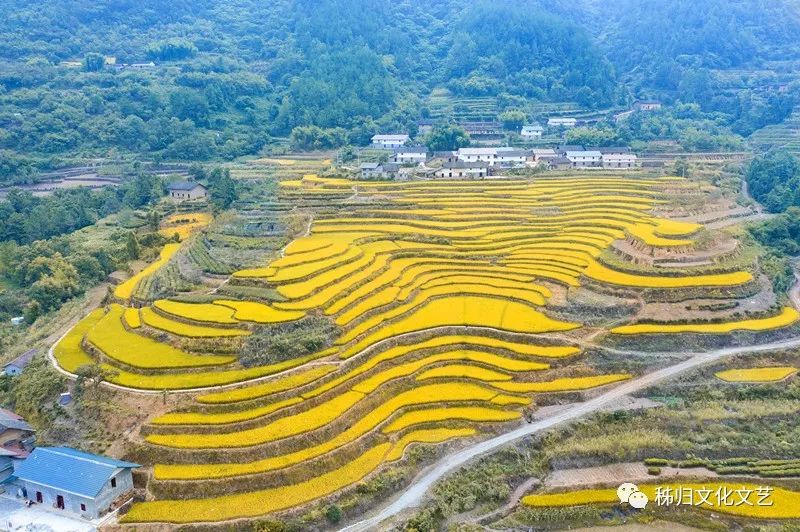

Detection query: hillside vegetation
xmin=1 ymin=0 xmax=799 ymax=184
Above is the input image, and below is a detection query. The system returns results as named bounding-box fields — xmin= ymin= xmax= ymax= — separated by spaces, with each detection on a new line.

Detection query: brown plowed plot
xmin=545 ymin=463 xmax=717 ymax=489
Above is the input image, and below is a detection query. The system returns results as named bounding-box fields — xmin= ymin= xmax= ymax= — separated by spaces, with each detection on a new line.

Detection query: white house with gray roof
xmin=371 ymin=134 xmax=409 ymax=148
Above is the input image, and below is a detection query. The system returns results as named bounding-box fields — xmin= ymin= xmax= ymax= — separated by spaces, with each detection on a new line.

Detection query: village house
xmin=602 ymin=152 xmax=637 ymax=168
xmin=495 ymin=148 xmax=529 ymax=167
xmin=633 ymin=100 xmax=662 ymax=111
xmin=555 ymin=145 xmax=585 ymax=155
xmin=547 ymin=117 xmax=577 ymax=128
xmin=167 ymin=182 xmax=208 ymax=202
xmin=529 ymin=148 xmax=557 ymax=163
xmin=3 ymin=349 xmax=35 ymax=376
xmin=456 ymin=147 xmax=498 ymax=165
xmin=566 ymin=150 xmax=603 ymax=168
xmin=371 ymin=134 xmax=409 ymax=148
xmin=392 ymin=146 xmax=428 ymax=165
xmin=548 ymin=156 xmax=573 ymax=170
xmin=0 ymin=408 xmax=34 ymax=452
xmin=598 ymin=146 xmax=631 ymax=155
xmin=434 ymin=161 xmax=490 ymax=179
xmin=359 ymin=162 xmax=400 ymax=180
xmin=416 ymin=119 xmax=434 ymax=136
xmin=520 ymin=124 xmax=543 ymax=139
xmin=13 ymin=447 xmax=139 ymax=520
xmin=432 ymin=150 xmax=458 ymax=162
xmin=0 ymin=408 xmax=35 ymax=482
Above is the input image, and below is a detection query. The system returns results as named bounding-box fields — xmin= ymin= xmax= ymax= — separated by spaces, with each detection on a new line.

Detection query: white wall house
xmin=456 ymin=147 xmax=498 ymax=166
xmin=435 ymin=162 xmax=490 ymax=179
xmin=602 ymin=152 xmax=637 ymax=168
xmin=392 ymin=147 xmax=428 ymax=164
xmin=495 ymin=149 xmax=528 ymax=167
xmin=371 ymin=134 xmax=409 ymax=148
xmin=547 ymin=117 xmax=577 ymax=128
xmin=565 ymin=150 xmax=602 ymax=168
xmin=520 ymin=124 xmax=543 ymax=139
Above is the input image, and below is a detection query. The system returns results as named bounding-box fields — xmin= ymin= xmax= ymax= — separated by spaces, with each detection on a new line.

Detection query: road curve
xmin=340 ymin=334 xmax=800 ymax=532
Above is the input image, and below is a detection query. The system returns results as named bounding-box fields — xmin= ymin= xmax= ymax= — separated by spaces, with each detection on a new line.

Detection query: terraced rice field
xmin=159 ymin=212 xmax=212 ymax=241
xmin=611 ymin=307 xmax=800 ymax=335
xmin=749 ymin=106 xmax=800 ymax=155
xmin=522 ymin=482 xmax=800 ymax=519
xmin=53 ymin=175 xmax=778 ymax=524
xmin=715 ymin=366 xmax=798 ymax=383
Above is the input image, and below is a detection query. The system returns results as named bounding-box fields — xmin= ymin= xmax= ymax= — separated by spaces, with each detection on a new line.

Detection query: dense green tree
xmin=83 ymin=52 xmax=105 ymax=72
xmin=425 ymin=124 xmax=470 ymax=152
xmin=746 ymin=151 xmax=800 ymax=213
xmin=125 ymin=232 xmax=141 ymax=260
xmin=498 ymin=109 xmax=527 ymax=131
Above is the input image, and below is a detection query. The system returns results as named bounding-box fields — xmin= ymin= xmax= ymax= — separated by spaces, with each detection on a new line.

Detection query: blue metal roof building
xmin=13 ymin=447 xmax=139 ymax=519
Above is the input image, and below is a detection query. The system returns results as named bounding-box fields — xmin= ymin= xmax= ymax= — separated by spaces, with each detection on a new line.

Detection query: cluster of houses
xmin=360 ymin=141 xmax=638 ymax=179
xmin=1 ymin=353 xmax=138 ymax=522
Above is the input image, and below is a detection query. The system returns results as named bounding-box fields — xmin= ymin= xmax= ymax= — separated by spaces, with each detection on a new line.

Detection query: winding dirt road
xmin=340 ymin=331 xmax=800 ymax=531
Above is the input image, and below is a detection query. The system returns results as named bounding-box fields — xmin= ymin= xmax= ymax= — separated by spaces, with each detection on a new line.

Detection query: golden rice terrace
xmin=52 ymin=174 xmax=797 ymax=524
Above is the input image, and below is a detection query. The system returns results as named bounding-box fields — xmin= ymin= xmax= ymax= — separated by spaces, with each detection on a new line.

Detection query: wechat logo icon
xmin=617 ymin=483 xmax=649 ymax=509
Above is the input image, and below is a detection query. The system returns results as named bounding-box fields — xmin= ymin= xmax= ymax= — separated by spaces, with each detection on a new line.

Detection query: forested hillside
xmin=0 ymin=0 xmax=799 ymax=183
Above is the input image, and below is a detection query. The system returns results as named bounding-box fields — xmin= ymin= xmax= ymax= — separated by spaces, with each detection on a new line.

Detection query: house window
xmin=81 ymin=503 xmax=87 ymax=512
xmin=110 ymin=477 xmax=117 ymax=488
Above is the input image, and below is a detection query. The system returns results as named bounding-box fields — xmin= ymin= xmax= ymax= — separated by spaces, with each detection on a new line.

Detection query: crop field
xmin=749 ymin=106 xmax=800 ymax=155
xmin=52 ymin=174 xmax=785 ymax=524
xmin=611 ymin=307 xmax=800 ymax=335
xmin=522 ymin=482 xmax=800 ymax=519
xmin=715 ymin=366 xmax=798 ymax=382
xmin=158 ymin=212 xmax=212 ymax=241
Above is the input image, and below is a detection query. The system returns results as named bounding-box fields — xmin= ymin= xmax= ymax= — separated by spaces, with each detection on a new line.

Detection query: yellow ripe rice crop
xmin=54 ymin=317 xmax=323 ymax=390
xmin=584 ymin=259 xmax=753 ymax=288
xmin=627 ymin=223 xmax=693 ymax=247
xmin=715 ymin=366 xmax=797 ymax=383
xmin=522 ymin=482 xmax=800 ymax=519
xmin=123 ymin=308 xmax=141 ymax=328
xmin=490 ymin=374 xmax=631 ymax=393
xmin=350 ymin=351 xmax=546 ymax=394
xmin=106 ymin=353 xmax=324 ymax=390
xmin=652 ymin=218 xmax=701 ymax=237
xmin=266 ymin=245 xmax=364 ymax=283
xmin=159 ymin=212 xmax=212 ymax=241
xmin=415 ymin=364 xmax=512 ymax=382
xmin=212 ymin=300 xmax=305 ymax=324
xmin=86 ymin=305 xmax=236 ymax=369
xmin=340 ymin=296 xmax=578 ymax=359
xmin=154 ymin=383 xmax=519 ymax=480
xmin=151 ymin=397 xmax=302 ymax=426
xmin=301 ymin=337 xmax=574 ymax=399
xmin=197 ymin=365 xmax=337 ymax=404
xmin=338 ymin=285 xmax=549 ymax=344
xmin=611 ymin=307 xmax=799 ymax=335
xmin=54 ymin=309 xmax=106 ymax=372
xmin=147 ymin=382 xmax=517 ymax=450
xmin=140 ymin=307 xmax=249 ymax=338
xmin=383 ymin=406 xmax=520 ymax=433
xmin=147 ymin=391 xmax=365 ymax=448
xmin=114 ymin=243 xmax=180 ymax=300
xmin=154 ymin=300 xmax=239 ymax=324
xmin=385 ymin=427 xmax=477 ymax=461
xmin=123 ymin=443 xmax=392 ymax=523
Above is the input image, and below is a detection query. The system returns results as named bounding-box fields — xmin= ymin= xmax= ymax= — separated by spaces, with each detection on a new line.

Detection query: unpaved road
xmin=340 ymin=334 xmax=800 ymax=532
